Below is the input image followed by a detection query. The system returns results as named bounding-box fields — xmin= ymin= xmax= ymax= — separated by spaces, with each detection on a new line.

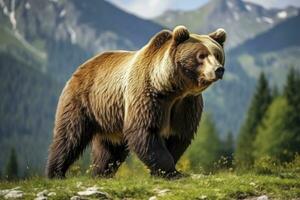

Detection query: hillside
xmin=230 ymin=13 xmax=300 ymax=85
xmin=0 ymin=0 xmax=163 ymax=82
xmin=231 ymin=13 xmax=300 ymax=54
xmin=155 ymin=0 xmax=298 ymax=48
xmin=0 ymin=48 xmax=59 ymax=174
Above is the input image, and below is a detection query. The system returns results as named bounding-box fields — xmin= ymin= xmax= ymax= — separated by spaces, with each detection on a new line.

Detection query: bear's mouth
xmin=193 ymin=78 xmax=212 ymax=93
xmin=197 ymin=76 xmax=216 ymax=87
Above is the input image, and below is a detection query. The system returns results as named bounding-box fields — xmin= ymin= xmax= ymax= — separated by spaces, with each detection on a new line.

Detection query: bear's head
xmin=171 ymin=26 xmax=226 ymax=94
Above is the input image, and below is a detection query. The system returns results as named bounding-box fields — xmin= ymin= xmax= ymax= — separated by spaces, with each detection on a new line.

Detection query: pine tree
xmin=284 ymin=68 xmax=299 ymax=107
xmin=5 ymin=148 xmax=19 ymax=180
xmin=235 ymin=72 xmax=272 ymax=168
xmin=221 ymin=132 xmax=234 ymax=168
xmin=272 ymin=84 xmax=279 ymax=98
xmin=282 ymin=68 xmax=300 ymax=161
xmin=186 ymin=113 xmax=222 ymax=172
xmin=254 ymin=68 xmax=300 ymax=163
xmin=254 ymin=97 xmax=289 ymax=161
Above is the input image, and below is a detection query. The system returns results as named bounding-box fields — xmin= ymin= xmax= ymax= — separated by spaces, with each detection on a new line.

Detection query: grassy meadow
xmin=0 ymin=172 xmax=300 ymax=200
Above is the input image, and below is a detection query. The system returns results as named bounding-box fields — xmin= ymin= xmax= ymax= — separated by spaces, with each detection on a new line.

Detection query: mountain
xmin=231 ymin=13 xmax=300 ymax=54
xmin=155 ymin=0 xmax=298 ymax=48
xmin=0 ymin=0 xmax=163 ymax=175
xmin=0 ymin=0 xmax=163 ymax=82
xmin=230 ymin=13 xmax=300 ymax=85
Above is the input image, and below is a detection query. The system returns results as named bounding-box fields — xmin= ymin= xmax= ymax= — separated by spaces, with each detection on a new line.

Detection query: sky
xmin=106 ymin=0 xmax=300 ymax=19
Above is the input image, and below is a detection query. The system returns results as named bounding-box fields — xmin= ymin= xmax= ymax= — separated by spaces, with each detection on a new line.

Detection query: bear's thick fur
xmin=46 ymin=26 xmax=226 ymax=179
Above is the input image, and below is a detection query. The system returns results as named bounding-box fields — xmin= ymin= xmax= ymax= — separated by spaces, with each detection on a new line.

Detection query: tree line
xmin=184 ymin=67 xmax=300 ymax=173
xmin=187 ymin=68 xmax=300 ymax=172
xmin=236 ymin=68 xmax=300 ymax=169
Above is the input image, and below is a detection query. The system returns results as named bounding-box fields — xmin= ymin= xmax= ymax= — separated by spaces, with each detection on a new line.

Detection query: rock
xmin=78 ymin=190 xmax=108 ymax=197
xmin=35 ymin=189 xmax=48 ymax=200
xmin=0 ymin=190 xmax=11 ymax=196
xmin=34 ymin=197 xmax=47 ymax=200
xmin=77 ymin=187 xmax=110 ymax=199
xmin=244 ymin=195 xmax=269 ymax=200
xmin=199 ymin=195 xmax=208 ymax=199
xmin=154 ymin=188 xmax=170 ymax=196
xmin=70 ymin=196 xmax=82 ymax=200
xmin=37 ymin=189 xmax=48 ymax=197
xmin=148 ymin=196 xmax=158 ymax=200
xmin=257 ymin=195 xmax=268 ymax=200
xmin=191 ymin=174 xmax=205 ymax=179
xmin=48 ymin=192 xmax=56 ymax=196
xmin=4 ymin=190 xmax=23 ymax=199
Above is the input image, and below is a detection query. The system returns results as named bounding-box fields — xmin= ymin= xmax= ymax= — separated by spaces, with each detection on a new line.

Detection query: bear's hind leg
xmin=92 ymin=134 xmax=129 ymax=178
xmin=46 ymin=103 xmax=94 ymax=179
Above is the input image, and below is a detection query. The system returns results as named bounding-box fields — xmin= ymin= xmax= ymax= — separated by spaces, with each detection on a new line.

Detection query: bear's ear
xmin=209 ymin=28 xmax=226 ymax=47
xmin=148 ymin=30 xmax=173 ymax=49
xmin=173 ymin=25 xmax=190 ymax=45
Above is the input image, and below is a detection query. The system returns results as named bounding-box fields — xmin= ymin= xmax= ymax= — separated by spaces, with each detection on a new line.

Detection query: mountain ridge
xmin=154 ymin=0 xmax=298 ymax=48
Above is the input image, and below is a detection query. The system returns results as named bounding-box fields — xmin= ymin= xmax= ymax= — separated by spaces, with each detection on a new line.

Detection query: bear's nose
xmin=215 ymin=67 xmax=225 ymax=79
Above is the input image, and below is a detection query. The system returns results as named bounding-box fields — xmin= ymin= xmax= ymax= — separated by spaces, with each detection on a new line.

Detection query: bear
xmin=46 ymin=25 xmax=226 ymax=179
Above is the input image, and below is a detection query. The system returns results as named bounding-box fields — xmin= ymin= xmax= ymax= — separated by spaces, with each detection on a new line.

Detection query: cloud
xmin=243 ymin=0 xmax=300 ymax=8
xmin=108 ymin=0 xmax=172 ymax=19
xmin=107 ymin=0 xmax=300 ymax=19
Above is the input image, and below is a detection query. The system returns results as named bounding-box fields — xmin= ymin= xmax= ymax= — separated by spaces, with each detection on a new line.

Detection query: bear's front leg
xmin=125 ymin=128 xmax=182 ymax=179
xmin=124 ymin=92 xmax=184 ymax=179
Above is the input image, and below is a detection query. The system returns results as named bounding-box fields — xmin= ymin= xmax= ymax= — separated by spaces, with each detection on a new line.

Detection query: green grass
xmin=1 ymin=172 xmax=299 ymax=199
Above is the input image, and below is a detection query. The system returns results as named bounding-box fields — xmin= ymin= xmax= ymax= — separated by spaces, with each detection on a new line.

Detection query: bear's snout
xmin=215 ymin=67 xmax=225 ymax=79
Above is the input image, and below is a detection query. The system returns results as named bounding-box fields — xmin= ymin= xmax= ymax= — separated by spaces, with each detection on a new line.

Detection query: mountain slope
xmin=231 ymin=13 xmax=300 ymax=54
xmin=0 ymin=0 xmax=164 ymax=82
xmin=155 ymin=0 xmax=298 ymax=48
xmin=230 ymin=13 xmax=300 ymax=85
xmin=0 ymin=50 xmax=59 ymax=174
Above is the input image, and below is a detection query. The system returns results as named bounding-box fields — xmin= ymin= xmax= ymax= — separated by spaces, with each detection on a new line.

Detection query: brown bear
xmin=46 ymin=25 xmax=226 ymax=179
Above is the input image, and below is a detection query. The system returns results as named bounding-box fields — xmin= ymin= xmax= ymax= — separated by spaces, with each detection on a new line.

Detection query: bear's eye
xmin=196 ymin=51 xmax=207 ymax=63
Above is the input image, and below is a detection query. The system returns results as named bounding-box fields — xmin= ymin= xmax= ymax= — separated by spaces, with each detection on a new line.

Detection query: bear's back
xmin=79 ymin=50 xmax=135 ymax=76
